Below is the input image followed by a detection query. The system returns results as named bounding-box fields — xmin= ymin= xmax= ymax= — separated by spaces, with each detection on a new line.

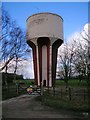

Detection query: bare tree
xmin=58 ymin=25 xmax=89 ymax=88
xmin=9 ymin=23 xmax=27 ymax=79
xmin=69 ymin=28 xmax=89 ymax=85
xmin=0 ymin=9 xmax=14 ymax=72
xmin=81 ymin=28 xmax=90 ymax=82
xmin=58 ymin=43 xmax=75 ymax=90
xmin=0 ymin=9 xmax=13 ymax=85
xmin=0 ymin=9 xmax=11 ymax=41
xmin=0 ymin=8 xmax=31 ymax=81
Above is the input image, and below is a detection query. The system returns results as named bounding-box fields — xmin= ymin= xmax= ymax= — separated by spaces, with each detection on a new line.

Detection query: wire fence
xmin=43 ymin=87 xmax=89 ymax=103
xmin=2 ymin=83 xmax=90 ymax=104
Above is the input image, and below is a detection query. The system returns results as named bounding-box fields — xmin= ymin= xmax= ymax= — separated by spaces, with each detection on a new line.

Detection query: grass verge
xmin=36 ymin=93 xmax=89 ymax=112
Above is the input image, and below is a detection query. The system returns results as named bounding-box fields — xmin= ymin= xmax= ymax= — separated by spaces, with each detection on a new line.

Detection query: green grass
xmin=36 ymin=93 xmax=89 ymax=112
xmin=56 ymin=79 xmax=88 ymax=87
xmin=36 ymin=79 xmax=89 ymax=113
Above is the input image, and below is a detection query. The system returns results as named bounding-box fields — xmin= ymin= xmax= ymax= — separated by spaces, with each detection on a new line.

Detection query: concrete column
xmin=49 ymin=46 xmax=52 ymax=87
xmin=36 ymin=45 xmax=40 ymax=86
xmin=42 ymin=45 xmax=47 ymax=86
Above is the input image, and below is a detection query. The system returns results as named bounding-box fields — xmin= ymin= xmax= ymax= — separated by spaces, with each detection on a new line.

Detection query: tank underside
xmin=27 ymin=37 xmax=63 ymax=87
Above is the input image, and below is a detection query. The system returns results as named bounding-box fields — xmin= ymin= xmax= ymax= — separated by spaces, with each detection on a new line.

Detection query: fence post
xmin=16 ymin=83 xmax=19 ymax=96
xmin=53 ymin=86 xmax=55 ymax=96
xmin=7 ymin=84 xmax=9 ymax=97
xmin=61 ymin=88 xmax=62 ymax=99
xmin=69 ymin=87 xmax=71 ymax=101
xmin=6 ymin=84 xmax=9 ymax=97
xmin=41 ymin=82 xmax=43 ymax=96
xmin=84 ymin=89 xmax=86 ymax=101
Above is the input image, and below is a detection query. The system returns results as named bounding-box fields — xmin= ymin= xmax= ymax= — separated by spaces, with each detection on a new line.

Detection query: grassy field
xmin=56 ymin=79 xmax=88 ymax=87
xmin=13 ymin=79 xmax=34 ymax=86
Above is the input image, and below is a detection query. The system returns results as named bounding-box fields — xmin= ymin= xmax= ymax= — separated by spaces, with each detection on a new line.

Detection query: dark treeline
xmin=2 ymin=72 xmax=23 ymax=85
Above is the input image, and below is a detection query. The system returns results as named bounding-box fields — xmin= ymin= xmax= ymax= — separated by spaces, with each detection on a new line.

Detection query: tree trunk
xmin=14 ymin=57 xmax=18 ymax=81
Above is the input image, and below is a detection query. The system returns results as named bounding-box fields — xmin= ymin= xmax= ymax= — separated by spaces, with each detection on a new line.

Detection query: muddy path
xmin=2 ymin=94 xmax=84 ymax=119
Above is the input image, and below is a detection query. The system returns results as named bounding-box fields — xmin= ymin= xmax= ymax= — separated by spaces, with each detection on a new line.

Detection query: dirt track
xmin=2 ymin=94 xmax=82 ymax=119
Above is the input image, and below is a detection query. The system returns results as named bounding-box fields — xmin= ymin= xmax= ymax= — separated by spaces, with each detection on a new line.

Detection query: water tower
xmin=26 ymin=13 xmax=63 ymax=87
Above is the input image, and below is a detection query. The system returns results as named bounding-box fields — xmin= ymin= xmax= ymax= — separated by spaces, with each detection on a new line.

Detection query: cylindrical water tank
xmin=26 ymin=12 xmax=63 ymax=43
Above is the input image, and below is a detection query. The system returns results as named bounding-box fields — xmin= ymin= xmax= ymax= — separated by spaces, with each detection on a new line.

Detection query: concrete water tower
xmin=26 ymin=13 xmax=63 ymax=87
